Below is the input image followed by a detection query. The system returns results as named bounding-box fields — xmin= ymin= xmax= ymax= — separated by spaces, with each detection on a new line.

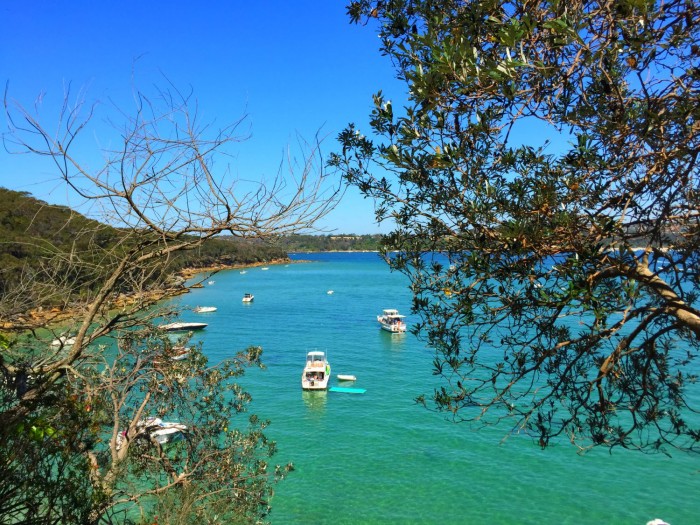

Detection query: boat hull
xmin=378 ymin=318 xmax=407 ymax=333
xmin=301 ymin=377 xmax=330 ymax=390
xmin=161 ymin=322 xmax=208 ymax=332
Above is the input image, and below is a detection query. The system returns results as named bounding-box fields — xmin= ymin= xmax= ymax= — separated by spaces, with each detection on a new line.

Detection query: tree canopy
xmin=0 ymin=83 xmax=336 ymax=523
xmin=332 ymin=0 xmax=700 ymax=453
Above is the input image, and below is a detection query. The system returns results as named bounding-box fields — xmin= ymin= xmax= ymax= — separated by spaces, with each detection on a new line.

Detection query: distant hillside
xmin=0 ymin=188 xmax=287 ymax=308
xmin=273 ymin=233 xmax=382 ymax=252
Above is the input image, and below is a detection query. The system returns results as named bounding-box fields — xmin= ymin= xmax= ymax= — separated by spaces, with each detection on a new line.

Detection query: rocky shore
xmin=3 ymin=258 xmax=292 ymax=332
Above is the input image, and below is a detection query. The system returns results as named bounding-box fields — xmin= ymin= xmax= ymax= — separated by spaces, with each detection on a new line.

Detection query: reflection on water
xmin=301 ymin=390 xmax=327 ymax=412
xmin=379 ymin=328 xmax=407 ymax=352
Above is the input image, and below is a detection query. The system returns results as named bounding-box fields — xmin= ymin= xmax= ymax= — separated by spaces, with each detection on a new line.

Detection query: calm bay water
xmin=171 ymin=252 xmax=698 ymax=525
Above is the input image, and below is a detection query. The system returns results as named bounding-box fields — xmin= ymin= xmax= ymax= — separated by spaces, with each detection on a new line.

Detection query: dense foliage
xmin=0 ymin=187 xmax=287 ymax=321
xmin=333 ymin=0 xmax=700 ymax=453
xmin=274 ymin=233 xmax=382 ymax=252
xmin=1 ymin=329 xmax=289 ymax=524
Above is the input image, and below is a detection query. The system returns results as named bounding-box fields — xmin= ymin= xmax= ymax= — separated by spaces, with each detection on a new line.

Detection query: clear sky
xmin=0 ymin=1 xmax=404 ymax=234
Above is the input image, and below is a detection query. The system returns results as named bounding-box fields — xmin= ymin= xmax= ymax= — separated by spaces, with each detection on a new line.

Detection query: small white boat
xmin=242 ymin=293 xmax=254 ymax=303
xmin=240 ymin=270 xmax=247 ymax=274
xmin=161 ymin=322 xmax=208 ymax=332
xmin=377 ymin=308 xmax=407 ymax=333
xmin=337 ymin=374 xmax=356 ymax=381
xmin=302 ymin=350 xmax=331 ymax=390
xmin=171 ymin=346 xmax=190 ymax=360
xmin=50 ymin=335 xmax=76 ymax=347
xmin=151 ymin=424 xmax=188 ymax=444
xmin=193 ymin=306 xmax=217 ymax=313
xmin=117 ymin=417 xmax=188 ymax=449
xmin=261 ymin=267 xmax=269 ymax=271
xmin=327 ymin=290 xmax=334 ymax=295
xmin=208 ymin=280 xmax=215 ymax=285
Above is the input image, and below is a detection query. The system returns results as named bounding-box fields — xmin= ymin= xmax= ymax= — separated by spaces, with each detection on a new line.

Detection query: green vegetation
xmin=0 ymin=187 xmax=287 ymax=319
xmin=0 ymin=83 xmax=333 ymax=523
xmin=274 ymin=233 xmax=382 ymax=252
xmin=334 ymin=0 xmax=700 ymax=454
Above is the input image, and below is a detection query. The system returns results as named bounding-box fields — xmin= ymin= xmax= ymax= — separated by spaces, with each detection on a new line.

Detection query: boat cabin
xmin=305 ymin=351 xmax=326 ymax=367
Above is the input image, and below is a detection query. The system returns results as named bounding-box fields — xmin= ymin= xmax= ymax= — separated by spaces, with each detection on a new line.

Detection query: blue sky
xmin=0 ymin=1 xmax=404 ymax=234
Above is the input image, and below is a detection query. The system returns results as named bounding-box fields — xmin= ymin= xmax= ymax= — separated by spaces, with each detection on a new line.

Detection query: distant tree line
xmin=274 ymin=233 xmax=382 ymax=252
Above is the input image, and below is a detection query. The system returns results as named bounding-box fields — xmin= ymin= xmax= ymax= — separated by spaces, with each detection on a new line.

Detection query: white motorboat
xmin=150 ymin=423 xmax=188 ymax=444
xmin=337 ymin=374 xmax=356 ymax=381
xmin=50 ymin=335 xmax=76 ymax=347
xmin=160 ymin=321 xmax=208 ymax=332
xmin=242 ymin=293 xmax=254 ymax=303
xmin=377 ymin=308 xmax=407 ymax=333
xmin=170 ymin=346 xmax=190 ymax=360
xmin=208 ymin=280 xmax=215 ymax=285
xmin=194 ymin=306 xmax=217 ymax=313
xmin=301 ymin=350 xmax=331 ymax=390
xmin=153 ymin=346 xmax=190 ymax=363
xmin=116 ymin=417 xmax=188 ymax=449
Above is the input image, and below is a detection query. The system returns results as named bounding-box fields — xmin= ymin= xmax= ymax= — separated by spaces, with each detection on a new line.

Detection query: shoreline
xmin=2 ymin=258 xmax=293 ymax=332
xmin=176 ymin=257 xmax=292 ymax=281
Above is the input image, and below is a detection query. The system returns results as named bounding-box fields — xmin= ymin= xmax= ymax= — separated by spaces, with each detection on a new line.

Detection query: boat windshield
xmin=306 ymin=352 xmax=326 ymax=365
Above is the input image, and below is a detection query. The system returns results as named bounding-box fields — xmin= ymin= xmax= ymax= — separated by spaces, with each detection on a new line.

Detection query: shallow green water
xmin=171 ymin=252 xmax=697 ymax=525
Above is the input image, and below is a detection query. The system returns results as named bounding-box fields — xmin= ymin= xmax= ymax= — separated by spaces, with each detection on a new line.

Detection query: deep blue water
xmin=169 ymin=252 xmax=698 ymax=525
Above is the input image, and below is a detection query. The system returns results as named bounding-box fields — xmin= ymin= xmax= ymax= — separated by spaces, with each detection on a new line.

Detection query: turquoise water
xmin=171 ymin=252 xmax=698 ymax=525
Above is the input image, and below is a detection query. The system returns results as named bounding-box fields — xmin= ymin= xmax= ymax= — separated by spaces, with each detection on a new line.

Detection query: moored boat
xmin=150 ymin=423 xmax=188 ymax=444
xmin=50 ymin=335 xmax=76 ymax=347
xmin=170 ymin=346 xmax=190 ymax=360
xmin=116 ymin=417 xmax=188 ymax=449
xmin=160 ymin=321 xmax=208 ymax=332
xmin=377 ymin=308 xmax=407 ymax=333
xmin=242 ymin=293 xmax=254 ymax=303
xmin=193 ymin=305 xmax=217 ymax=313
xmin=301 ymin=350 xmax=331 ymax=390
xmin=337 ymin=374 xmax=356 ymax=381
